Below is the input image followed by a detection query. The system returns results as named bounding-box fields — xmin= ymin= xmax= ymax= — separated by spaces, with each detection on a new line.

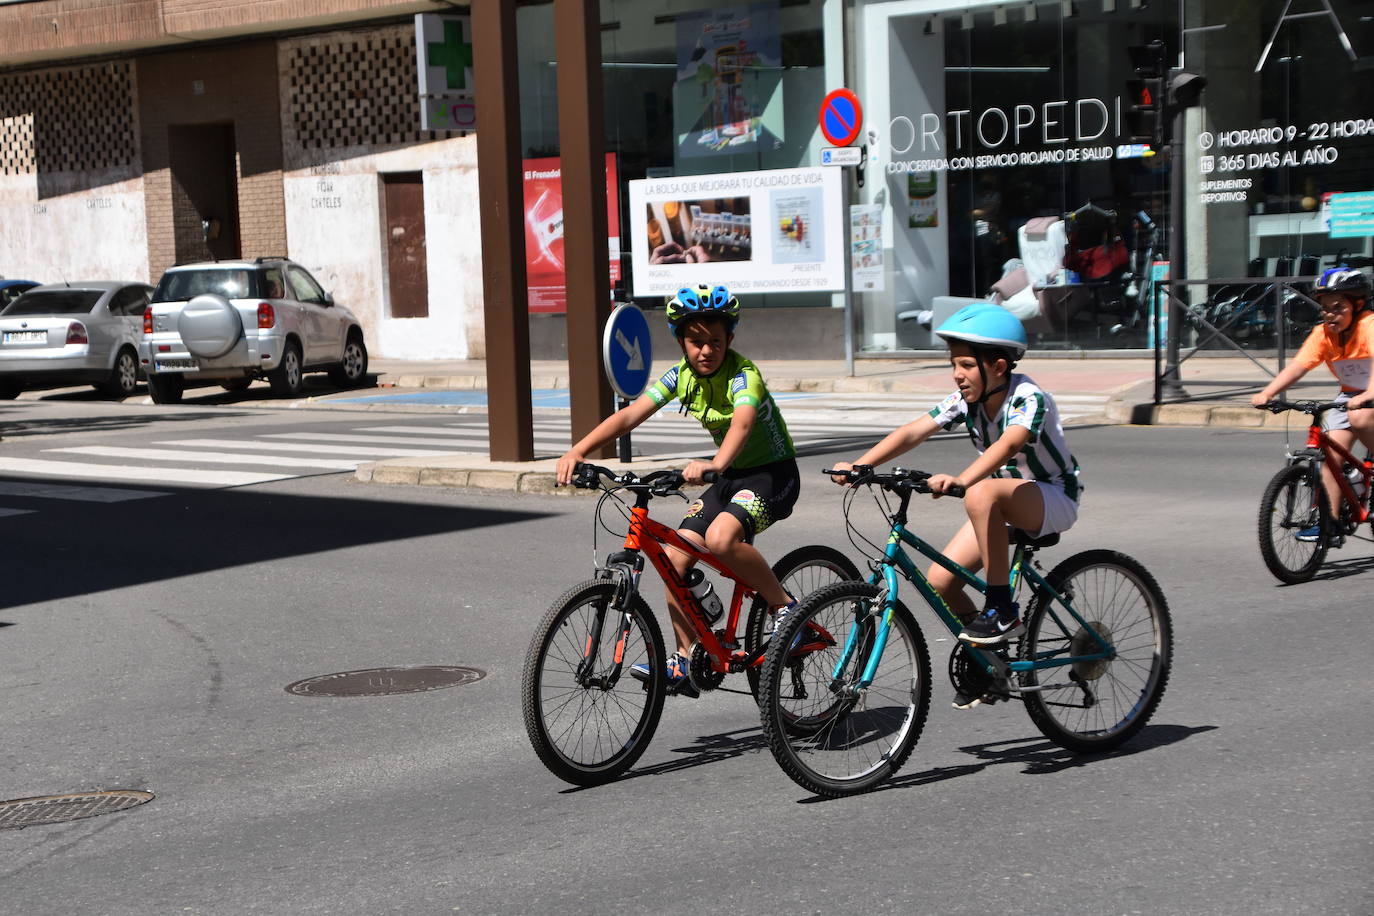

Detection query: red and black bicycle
xmin=521 ymin=463 xmax=859 ymax=786
xmin=1257 ymin=399 xmax=1373 ymax=583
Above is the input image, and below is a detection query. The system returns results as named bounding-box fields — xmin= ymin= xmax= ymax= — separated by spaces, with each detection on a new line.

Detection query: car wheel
xmin=100 ymin=347 xmax=140 ymax=399
xmin=268 ymin=341 xmax=304 ymax=397
xmin=148 ymin=374 xmax=183 ymax=405
xmin=220 ymin=378 xmax=253 ymax=392
xmin=327 ymin=333 xmax=369 ymax=388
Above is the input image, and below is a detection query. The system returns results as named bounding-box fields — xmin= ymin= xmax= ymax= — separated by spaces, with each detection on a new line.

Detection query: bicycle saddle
xmin=1012 ymin=529 xmax=1060 ymax=549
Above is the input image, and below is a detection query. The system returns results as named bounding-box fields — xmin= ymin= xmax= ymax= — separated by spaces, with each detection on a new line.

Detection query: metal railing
xmin=1153 ymin=275 xmax=1322 ymax=403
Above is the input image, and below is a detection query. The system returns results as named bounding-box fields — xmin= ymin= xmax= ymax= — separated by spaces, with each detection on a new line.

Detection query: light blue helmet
xmin=935 ymin=303 xmax=1028 ymax=359
xmin=664 ymin=284 xmax=740 ymax=334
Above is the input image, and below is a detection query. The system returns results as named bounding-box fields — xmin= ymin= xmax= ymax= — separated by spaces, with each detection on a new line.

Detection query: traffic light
xmin=1125 ymin=41 xmax=1167 ymax=147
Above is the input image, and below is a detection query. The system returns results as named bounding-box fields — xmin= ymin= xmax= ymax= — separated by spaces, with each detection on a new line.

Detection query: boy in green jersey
xmin=556 ymin=285 xmax=800 ymax=698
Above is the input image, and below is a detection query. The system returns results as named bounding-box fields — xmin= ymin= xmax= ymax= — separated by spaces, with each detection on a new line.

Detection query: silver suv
xmin=142 ymin=257 xmax=369 ymax=404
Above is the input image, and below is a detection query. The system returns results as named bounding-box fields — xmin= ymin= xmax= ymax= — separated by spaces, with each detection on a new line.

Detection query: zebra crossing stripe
xmin=0 ymin=482 xmax=168 ymax=502
xmin=163 ymin=439 xmax=459 ymax=457
xmin=0 ymin=457 xmax=291 ymax=486
xmin=50 ymin=446 xmax=361 ymax=471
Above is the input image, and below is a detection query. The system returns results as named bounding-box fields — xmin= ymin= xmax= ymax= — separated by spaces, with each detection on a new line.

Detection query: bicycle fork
xmin=578 ymin=551 xmax=645 ymax=690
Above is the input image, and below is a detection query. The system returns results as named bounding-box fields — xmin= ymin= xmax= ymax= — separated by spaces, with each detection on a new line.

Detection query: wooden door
xmin=383 ymin=173 xmax=428 ymax=318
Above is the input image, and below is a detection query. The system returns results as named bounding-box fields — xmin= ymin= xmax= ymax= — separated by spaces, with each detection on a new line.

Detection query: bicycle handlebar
xmin=823 ymin=465 xmax=966 ymax=498
xmin=1258 ymin=398 xmax=1364 ymax=415
xmin=571 ymin=462 xmax=718 ymax=493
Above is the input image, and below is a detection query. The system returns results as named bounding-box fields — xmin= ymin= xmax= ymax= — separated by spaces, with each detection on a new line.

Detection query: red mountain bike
xmin=1257 ymin=399 xmax=1373 ymax=583
xmin=521 ymin=463 xmax=860 ymax=786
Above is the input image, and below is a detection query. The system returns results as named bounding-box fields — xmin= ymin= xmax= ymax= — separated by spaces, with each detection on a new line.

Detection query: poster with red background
xmin=522 ymin=154 xmax=621 ymax=313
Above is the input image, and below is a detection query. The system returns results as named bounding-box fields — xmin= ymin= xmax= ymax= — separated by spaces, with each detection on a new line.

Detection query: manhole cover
xmin=0 ymin=790 xmax=154 ymax=830
xmin=285 ymin=665 xmax=486 ymax=697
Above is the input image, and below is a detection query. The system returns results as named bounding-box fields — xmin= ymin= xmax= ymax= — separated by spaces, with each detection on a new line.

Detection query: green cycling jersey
xmin=645 ymin=350 xmax=796 ymax=469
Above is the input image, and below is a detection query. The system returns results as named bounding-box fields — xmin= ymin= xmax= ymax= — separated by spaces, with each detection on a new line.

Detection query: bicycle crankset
xmin=948 ymin=643 xmax=1010 ymax=704
xmin=689 ymin=641 xmax=726 ymax=692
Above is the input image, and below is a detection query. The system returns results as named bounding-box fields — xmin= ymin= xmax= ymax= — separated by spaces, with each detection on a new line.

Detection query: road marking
xmin=50 ymin=446 xmax=361 ymax=471
xmin=163 ymin=438 xmax=460 ymax=457
xmin=0 ymin=457 xmax=291 ymax=486
xmin=0 ymin=482 xmax=169 ymax=502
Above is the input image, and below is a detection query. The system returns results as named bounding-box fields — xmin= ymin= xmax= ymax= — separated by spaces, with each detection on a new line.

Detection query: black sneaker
xmin=959 ymin=603 xmax=1023 ymax=645
xmin=951 ymin=688 xmax=985 ymax=710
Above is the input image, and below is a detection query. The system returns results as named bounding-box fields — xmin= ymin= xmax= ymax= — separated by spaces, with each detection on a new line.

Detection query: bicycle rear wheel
xmin=744 ymin=545 xmax=862 ymax=699
xmin=1258 ymin=463 xmax=1328 ymax=584
xmin=759 ymin=581 xmax=931 ymax=798
xmin=1020 ymin=550 xmax=1172 ymax=753
xmin=521 ymin=580 xmax=666 ymax=786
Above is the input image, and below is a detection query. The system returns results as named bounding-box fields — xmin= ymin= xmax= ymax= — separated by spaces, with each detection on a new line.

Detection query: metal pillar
xmin=472 ymin=0 xmax=534 ymax=461
xmin=556 ymin=0 xmax=615 ymax=458
xmin=1161 ymin=103 xmax=1189 ymax=400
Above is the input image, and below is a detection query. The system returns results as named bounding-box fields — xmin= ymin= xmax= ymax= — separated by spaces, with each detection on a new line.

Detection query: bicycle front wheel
xmin=744 ymin=545 xmax=862 ymax=699
xmin=1020 ymin=550 xmax=1172 ymax=753
xmin=1258 ymin=463 xmax=1328 ymax=584
xmin=521 ymin=580 xmax=666 ymax=786
xmin=759 ymin=581 xmax=932 ymax=798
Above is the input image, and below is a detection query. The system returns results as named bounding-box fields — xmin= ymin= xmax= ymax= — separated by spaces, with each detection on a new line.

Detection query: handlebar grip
xmin=946 ymin=484 xmax=966 ymax=498
xmin=700 ymin=470 xmax=718 ymax=483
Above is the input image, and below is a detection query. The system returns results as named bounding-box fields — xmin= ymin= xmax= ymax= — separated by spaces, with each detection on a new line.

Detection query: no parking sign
xmin=819 ymin=89 xmax=863 ymax=147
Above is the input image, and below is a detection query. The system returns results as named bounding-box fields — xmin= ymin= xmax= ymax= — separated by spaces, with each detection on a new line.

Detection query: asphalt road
xmin=0 ymin=401 xmax=1371 ymax=915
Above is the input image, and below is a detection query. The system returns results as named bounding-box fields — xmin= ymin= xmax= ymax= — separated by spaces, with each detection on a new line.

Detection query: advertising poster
xmin=674 ymin=2 xmax=784 ymax=159
xmin=1328 ymin=191 xmax=1374 ymax=239
xmin=850 ymin=203 xmax=884 ymax=291
xmin=628 ymin=166 xmax=844 ymax=296
xmin=522 ymin=154 xmax=621 ymax=314
xmin=907 ymin=171 xmax=939 ymax=228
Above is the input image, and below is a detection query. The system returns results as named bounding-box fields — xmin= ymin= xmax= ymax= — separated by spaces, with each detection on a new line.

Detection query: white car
xmin=141 ymin=257 xmax=368 ymax=404
xmin=0 ymin=281 xmax=152 ymax=399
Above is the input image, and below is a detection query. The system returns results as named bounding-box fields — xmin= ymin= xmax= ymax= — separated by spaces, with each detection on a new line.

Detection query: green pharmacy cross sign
xmin=415 ymin=13 xmax=477 ymax=131
xmin=429 ymin=20 xmax=473 ymax=91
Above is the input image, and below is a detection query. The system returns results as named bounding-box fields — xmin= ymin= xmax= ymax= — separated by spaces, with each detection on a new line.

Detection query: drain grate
xmin=285 ymin=665 xmax=486 ymax=697
xmin=0 ymin=790 xmax=154 ymax=830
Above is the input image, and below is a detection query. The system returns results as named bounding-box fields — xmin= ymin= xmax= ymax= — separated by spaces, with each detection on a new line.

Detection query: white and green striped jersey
xmin=927 ymin=373 xmax=1082 ymax=501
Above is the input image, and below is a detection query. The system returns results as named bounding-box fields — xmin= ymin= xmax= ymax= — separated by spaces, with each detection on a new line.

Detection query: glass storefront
xmin=858 ymin=0 xmax=1374 ymax=354
xmin=532 ymin=0 xmax=1370 ymax=356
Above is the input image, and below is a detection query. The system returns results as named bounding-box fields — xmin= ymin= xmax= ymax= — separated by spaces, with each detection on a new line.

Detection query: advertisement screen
xmin=628 ymin=166 xmax=844 ymax=296
xmin=522 ymin=154 xmax=621 ymax=314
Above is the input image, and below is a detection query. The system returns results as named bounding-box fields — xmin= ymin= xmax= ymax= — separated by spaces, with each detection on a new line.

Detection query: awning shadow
xmin=0 ymin=477 xmax=550 ymax=610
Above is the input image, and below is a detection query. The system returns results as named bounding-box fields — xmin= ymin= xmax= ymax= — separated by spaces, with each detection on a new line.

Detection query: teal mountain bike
xmin=757 ymin=466 xmax=1174 ymax=798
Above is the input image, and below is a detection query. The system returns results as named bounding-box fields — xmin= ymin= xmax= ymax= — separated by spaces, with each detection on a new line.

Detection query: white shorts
xmin=1032 ymin=481 xmax=1079 ymax=537
xmin=1324 ymin=392 xmax=1354 ymax=432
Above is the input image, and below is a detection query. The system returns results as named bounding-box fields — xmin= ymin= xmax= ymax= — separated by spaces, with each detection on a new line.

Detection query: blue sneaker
xmin=770 ymin=598 xmax=802 ymax=652
xmin=629 ymin=653 xmax=699 ymax=698
xmin=1296 ymin=523 xmax=1344 ymax=547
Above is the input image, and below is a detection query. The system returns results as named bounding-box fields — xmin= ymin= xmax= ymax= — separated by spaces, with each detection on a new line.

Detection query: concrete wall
xmin=530 ymin=306 xmax=846 ymax=361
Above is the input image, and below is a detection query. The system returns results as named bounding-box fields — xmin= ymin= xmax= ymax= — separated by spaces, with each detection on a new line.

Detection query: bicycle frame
xmin=836 ymin=485 xmax=1111 ymax=694
xmin=1295 ymin=416 xmax=1373 ymax=526
xmin=618 ymin=505 xmax=759 ymax=674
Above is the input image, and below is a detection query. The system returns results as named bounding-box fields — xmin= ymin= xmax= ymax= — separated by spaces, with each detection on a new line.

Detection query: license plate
xmin=3 ymin=331 xmax=45 ymax=344
xmin=156 ymin=358 xmax=198 ymax=371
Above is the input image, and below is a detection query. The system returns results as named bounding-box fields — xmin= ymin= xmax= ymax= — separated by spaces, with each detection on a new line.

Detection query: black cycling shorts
xmin=679 ymin=457 xmax=800 ymax=542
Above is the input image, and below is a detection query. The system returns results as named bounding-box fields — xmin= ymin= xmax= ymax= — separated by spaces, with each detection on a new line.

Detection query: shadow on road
xmin=792 ymin=722 xmax=1218 ymax=802
xmin=0 ymin=409 xmax=255 ymax=438
xmin=0 ymin=477 xmax=550 ymax=611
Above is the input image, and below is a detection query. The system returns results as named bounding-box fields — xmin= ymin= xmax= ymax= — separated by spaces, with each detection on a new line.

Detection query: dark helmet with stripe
xmin=1314 ymin=267 xmax=1371 ymax=310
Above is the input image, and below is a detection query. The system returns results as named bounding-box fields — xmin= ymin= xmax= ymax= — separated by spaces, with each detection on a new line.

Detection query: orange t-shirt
xmin=1294 ymin=310 xmax=1374 ymax=392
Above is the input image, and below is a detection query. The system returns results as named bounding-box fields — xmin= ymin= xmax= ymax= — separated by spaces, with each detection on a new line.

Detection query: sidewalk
xmin=352 ymin=354 xmax=1324 ymax=493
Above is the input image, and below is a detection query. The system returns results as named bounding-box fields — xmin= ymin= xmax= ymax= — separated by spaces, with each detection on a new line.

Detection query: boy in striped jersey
xmin=830 ymin=305 xmax=1081 ymax=693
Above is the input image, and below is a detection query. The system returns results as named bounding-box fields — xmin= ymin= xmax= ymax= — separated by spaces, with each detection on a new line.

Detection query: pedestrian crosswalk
xmin=0 ymin=394 xmax=1108 ymax=508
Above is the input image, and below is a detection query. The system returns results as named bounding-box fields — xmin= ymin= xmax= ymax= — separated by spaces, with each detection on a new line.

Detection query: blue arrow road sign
xmin=602 ymin=303 xmax=652 ymax=399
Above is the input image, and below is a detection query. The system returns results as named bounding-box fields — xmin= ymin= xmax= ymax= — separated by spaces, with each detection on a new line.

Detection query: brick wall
xmin=138 ymin=41 xmax=285 ymax=276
